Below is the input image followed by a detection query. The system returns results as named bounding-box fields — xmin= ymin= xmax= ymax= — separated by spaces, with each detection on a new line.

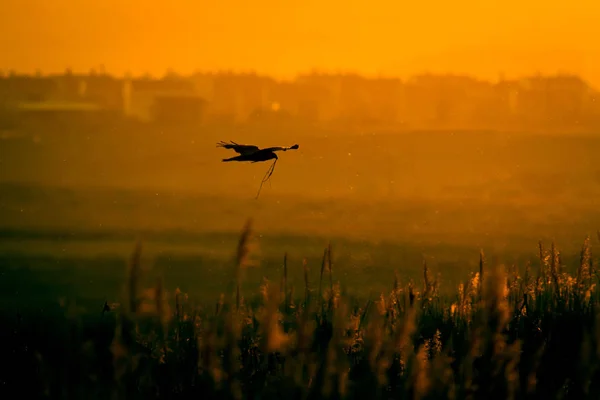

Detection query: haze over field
xmin=2 ymin=127 xmax=599 ymax=253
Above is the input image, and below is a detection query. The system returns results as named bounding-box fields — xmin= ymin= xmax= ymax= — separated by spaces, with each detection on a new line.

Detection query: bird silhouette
xmin=217 ymin=141 xmax=299 ymax=198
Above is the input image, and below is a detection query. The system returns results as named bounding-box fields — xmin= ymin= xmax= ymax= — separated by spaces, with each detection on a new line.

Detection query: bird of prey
xmin=217 ymin=140 xmax=299 ymax=198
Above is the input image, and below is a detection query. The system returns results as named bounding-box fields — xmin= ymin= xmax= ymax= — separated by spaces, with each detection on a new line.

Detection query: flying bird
xmin=217 ymin=140 xmax=299 ymax=198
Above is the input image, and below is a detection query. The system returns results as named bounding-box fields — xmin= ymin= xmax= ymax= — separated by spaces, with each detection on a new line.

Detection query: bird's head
xmin=290 ymin=144 xmax=299 ymax=150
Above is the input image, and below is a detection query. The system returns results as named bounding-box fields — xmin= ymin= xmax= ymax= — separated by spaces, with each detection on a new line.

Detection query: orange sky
xmin=2 ymin=0 xmax=599 ymax=86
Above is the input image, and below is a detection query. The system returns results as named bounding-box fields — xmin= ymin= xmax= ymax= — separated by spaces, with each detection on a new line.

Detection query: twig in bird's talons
xmin=217 ymin=140 xmax=299 ymax=198
xmin=255 ymin=159 xmax=277 ymax=199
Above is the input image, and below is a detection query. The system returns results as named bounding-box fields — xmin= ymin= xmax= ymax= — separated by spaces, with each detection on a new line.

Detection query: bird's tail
xmin=222 ymin=156 xmax=239 ymax=162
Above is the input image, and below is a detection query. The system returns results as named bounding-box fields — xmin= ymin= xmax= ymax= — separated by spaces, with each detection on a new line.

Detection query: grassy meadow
xmin=1 ymin=127 xmax=600 ymax=398
xmin=2 ymin=221 xmax=600 ymax=399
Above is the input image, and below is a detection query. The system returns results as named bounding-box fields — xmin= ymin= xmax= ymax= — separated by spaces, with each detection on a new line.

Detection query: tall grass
xmin=4 ymin=222 xmax=600 ymax=400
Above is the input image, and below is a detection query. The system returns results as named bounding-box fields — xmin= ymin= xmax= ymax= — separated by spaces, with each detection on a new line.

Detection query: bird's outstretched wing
xmin=217 ymin=141 xmax=260 ymax=155
xmin=262 ymin=144 xmax=300 ymax=152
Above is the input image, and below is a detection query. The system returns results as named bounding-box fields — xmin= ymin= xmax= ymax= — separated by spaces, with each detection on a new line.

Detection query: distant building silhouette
xmin=124 ymin=76 xmax=196 ymax=122
xmin=151 ymin=95 xmax=207 ymax=126
xmin=0 ymin=69 xmax=599 ymax=133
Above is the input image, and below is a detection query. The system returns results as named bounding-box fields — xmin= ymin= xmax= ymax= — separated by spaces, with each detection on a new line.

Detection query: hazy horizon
xmin=3 ymin=67 xmax=599 ymax=87
xmin=2 ymin=0 xmax=600 ymax=86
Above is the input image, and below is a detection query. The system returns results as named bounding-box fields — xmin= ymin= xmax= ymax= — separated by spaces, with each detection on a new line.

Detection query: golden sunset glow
xmin=4 ymin=2 xmax=600 ymax=396
xmin=2 ymin=0 xmax=599 ymax=85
